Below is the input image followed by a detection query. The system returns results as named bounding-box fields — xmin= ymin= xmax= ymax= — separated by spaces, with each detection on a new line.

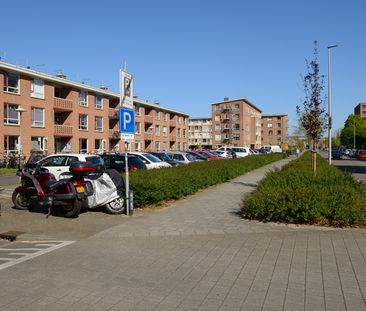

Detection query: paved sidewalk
xmin=1 ymin=156 xmax=366 ymax=311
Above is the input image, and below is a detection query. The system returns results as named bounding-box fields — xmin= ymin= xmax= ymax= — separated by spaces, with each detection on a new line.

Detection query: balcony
xmin=53 ymin=97 xmax=73 ymax=111
xmin=54 ymin=125 xmax=73 ymax=136
xmin=109 ymin=130 xmax=121 ymax=140
xmin=144 ymin=115 xmax=154 ymax=124
xmin=108 ymin=108 xmax=119 ymax=119
xmin=144 ymin=132 xmax=153 ymax=140
xmin=169 ymin=120 xmax=177 ymax=128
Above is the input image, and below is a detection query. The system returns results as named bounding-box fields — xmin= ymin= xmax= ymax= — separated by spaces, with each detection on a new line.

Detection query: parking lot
xmin=0 ymin=156 xmax=366 ymax=310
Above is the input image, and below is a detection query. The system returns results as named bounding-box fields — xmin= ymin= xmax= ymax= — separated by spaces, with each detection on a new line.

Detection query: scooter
xmin=86 ymin=168 xmax=126 ymax=214
xmin=12 ymin=161 xmax=95 ymax=218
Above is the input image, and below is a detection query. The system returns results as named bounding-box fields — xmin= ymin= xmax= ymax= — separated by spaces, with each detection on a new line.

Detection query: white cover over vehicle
xmin=86 ymin=169 xmax=125 ymax=214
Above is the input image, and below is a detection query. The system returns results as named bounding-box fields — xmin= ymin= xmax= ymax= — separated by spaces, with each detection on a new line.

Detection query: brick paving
xmin=0 ymin=156 xmax=366 ymax=310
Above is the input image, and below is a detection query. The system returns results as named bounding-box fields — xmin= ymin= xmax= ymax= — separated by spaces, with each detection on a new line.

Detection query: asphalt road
xmin=330 ymin=156 xmax=366 ymax=183
xmin=0 ymin=173 xmax=19 ymax=187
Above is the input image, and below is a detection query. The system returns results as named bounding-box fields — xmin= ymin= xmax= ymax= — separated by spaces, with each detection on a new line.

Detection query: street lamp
xmin=354 ymin=118 xmax=356 ymax=150
xmin=16 ymin=107 xmax=27 ymax=169
xmin=327 ymin=44 xmax=338 ymax=165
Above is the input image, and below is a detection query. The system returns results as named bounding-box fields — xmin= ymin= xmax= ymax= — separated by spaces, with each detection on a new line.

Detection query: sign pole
xmin=120 ymin=65 xmax=134 ymax=216
xmin=124 ymin=141 xmax=129 ymax=216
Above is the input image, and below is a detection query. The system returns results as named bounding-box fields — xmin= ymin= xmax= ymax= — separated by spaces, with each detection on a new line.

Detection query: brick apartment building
xmin=354 ymin=102 xmax=366 ymax=119
xmin=0 ymin=61 xmax=188 ymax=159
xmin=211 ymin=98 xmax=262 ymax=149
xmin=261 ymin=114 xmax=288 ymax=146
xmin=188 ymin=117 xmax=212 ymax=149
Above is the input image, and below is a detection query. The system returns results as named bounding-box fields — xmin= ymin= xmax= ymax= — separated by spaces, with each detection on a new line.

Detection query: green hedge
xmin=130 ymin=153 xmax=285 ymax=208
xmin=243 ymin=152 xmax=366 ymax=227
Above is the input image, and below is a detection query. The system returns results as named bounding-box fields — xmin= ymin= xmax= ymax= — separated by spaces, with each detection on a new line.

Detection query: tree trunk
xmin=312 ymin=141 xmax=317 ymax=176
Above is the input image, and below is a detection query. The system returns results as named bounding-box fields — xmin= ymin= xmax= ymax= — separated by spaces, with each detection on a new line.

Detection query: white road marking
xmin=0 ymin=241 xmax=75 ymax=271
xmin=0 ymin=248 xmax=43 ymax=251
xmin=0 ymin=258 xmax=12 ymax=261
xmin=8 ymin=253 xmax=31 ymax=256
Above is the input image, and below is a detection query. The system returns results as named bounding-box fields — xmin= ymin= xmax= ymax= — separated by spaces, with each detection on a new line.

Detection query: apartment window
xmin=135 ymin=104 xmax=141 ymax=116
xmin=215 ymin=105 xmax=221 ymax=112
xmin=79 ymin=139 xmax=88 ymax=153
xmin=95 ymin=139 xmax=104 ymax=153
xmin=30 ymin=79 xmax=44 ymax=99
xmin=233 ymin=133 xmax=240 ymax=141
xmin=267 ymin=123 xmax=273 ymax=128
xmin=156 ymin=111 xmax=160 ymax=120
xmin=79 ymin=90 xmax=88 ymax=106
xmin=183 ymin=143 xmax=187 ymax=150
xmin=215 ymin=124 xmax=220 ymax=131
xmin=95 ymin=94 xmax=103 ymax=109
xmin=79 ymin=114 xmax=88 ymax=131
xmin=177 ymin=142 xmax=181 ymax=151
xmin=3 ymin=72 xmax=19 ymax=94
xmin=183 ymin=129 xmax=186 ymax=138
xmin=233 ymin=114 xmax=240 ymax=121
xmin=234 ymin=104 xmax=240 ymax=110
xmin=269 ymin=130 xmax=273 ymax=136
xmin=177 ymin=128 xmax=181 ymax=138
xmin=155 ymin=141 xmax=160 ymax=151
xmin=4 ymin=135 xmax=19 ymax=153
xmin=135 ymin=122 xmax=141 ymax=134
xmin=155 ymin=125 xmax=160 ymax=136
xmin=233 ymin=124 xmax=240 ymax=130
xmin=4 ymin=104 xmax=19 ymax=125
xmin=277 ymin=123 xmax=281 ymax=128
xmin=162 ymin=142 xmax=166 ymax=151
xmin=31 ymin=107 xmax=45 ymax=127
xmin=215 ymin=135 xmax=221 ymax=141
xmin=31 ymin=137 xmax=47 ymax=151
xmin=135 ymin=140 xmax=142 ymax=151
xmin=163 ymin=112 xmax=167 ymax=121
xmin=277 ymin=130 xmax=282 ymax=135
xmin=163 ymin=126 xmax=167 ymax=137
xmin=95 ymin=116 xmax=103 ymax=132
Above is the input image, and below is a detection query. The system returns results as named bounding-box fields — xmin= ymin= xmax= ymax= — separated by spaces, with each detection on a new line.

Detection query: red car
xmin=357 ymin=150 xmax=366 ymax=159
xmin=194 ymin=150 xmax=221 ymax=160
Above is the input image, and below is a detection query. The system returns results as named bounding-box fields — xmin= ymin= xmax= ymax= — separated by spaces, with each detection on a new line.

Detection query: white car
xmin=37 ymin=153 xmax=104 ymax=180
xmin=217 ymin=147 xmax=252 ymax=157
xmin=167 ymin=151 xmax=204 ymax=164
xmin=128 ymin=152 xmax=171 ymax=169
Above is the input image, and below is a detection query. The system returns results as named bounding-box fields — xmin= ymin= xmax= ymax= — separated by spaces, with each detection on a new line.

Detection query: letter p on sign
xmin=119 ymin=107 xmax=135 ymax=136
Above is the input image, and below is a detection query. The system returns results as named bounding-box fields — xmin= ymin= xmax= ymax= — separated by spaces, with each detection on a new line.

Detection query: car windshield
xmin=142 ymin=153 xmax=162 ymax=163
xmin=158 ymin=153 xmax=171 ymax=161
xmin=197 ymin=152 xmax=210 ymax=159
xmin=86 ymin=156 xmax=104 ymax=166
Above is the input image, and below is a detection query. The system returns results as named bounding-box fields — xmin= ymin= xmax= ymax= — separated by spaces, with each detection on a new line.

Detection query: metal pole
xmin=354 ymin=118 xmax=356 ymax=150
xmin=18 ymin=113 xmax=22 ymax=169
xmin=124 ymin=141 xmax=129 ymax=216
xmin=327 ymin=44 xmax=338 ymax=165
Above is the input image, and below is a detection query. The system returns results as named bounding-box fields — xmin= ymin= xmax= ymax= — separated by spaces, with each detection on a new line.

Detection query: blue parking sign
xmin=119 ymin=108 xmax=135 ymax=141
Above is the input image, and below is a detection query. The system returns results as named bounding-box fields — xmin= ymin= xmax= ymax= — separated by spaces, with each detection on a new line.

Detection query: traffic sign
xmin=119 ymin=107 xmax=135 ymax=141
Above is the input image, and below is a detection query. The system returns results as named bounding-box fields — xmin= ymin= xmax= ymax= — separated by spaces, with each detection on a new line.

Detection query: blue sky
xmin=1 ymin=0 xmax=365 ymax=134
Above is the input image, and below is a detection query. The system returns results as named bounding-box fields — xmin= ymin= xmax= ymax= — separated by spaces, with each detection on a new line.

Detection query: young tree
xmin=296 ymin=41 xmax=327 ymax=175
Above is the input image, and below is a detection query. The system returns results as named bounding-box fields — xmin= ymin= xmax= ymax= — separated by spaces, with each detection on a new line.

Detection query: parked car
xmin=262 ymin=145 xmax=283 ymax=153
xmin=349 ymin=149 xmax=359 ymax=158
xmin=193 ymin=150 xmax=221 ymax=160
xmin=186 ymin=151 xmax=210 ymax=161
xmin=357 ymin=150 xmax=366 ymax=159
xmin=149 ymin=152 xmax=183 ymax=167
xmin=100 ymin=153 xmax=147 ymax=172
xmin=209 ymin=150 xmax=229 ymax=159
xmin=128 ymin=152 xmax=171 ymax=169
xmin=167 ymin=151 xmax=205 ymax=164
xmin=331 ymin=149 xmax=344 ymax=160
xmin=36 ymin=153 xmax=104 ymax=180
xmin=217 ymin=146 xmax=251 ymax=157
xmin=214 ymin=150 xmax=236 ymax=158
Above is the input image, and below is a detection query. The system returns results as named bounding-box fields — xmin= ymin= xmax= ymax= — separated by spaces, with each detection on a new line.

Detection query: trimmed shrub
xmin=129 ymin=153 xmax=285 ymax=208
xmin=243 ymin=152 xmax=366 ymax=227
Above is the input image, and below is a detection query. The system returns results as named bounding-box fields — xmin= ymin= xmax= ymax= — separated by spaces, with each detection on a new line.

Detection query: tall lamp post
xmin=354 ymin=118 xmax=356 ymax=150
xmin=327 ymin=44 xmax=338 ymax=165
xmin=16 ymin=107 xmax=27 ymax=169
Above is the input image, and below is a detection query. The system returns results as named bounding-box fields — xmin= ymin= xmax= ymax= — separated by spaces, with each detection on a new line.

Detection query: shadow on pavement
xmin=336 ymin=165 xmax=366 ymax=175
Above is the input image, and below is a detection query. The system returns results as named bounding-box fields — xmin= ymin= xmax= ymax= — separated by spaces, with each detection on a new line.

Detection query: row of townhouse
xmin=0 ymin=61 xmax=189 ymax=159
xmin=189 ymin=98 xmax=288 ymax=149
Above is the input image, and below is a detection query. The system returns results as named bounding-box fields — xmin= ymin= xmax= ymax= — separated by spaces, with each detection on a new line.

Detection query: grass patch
xmin=130 ymin=153 xmax=285 ymax=208
xmin=243 ymin=152 xmax=366 ymax=227
xmin=0 ymin=168 xmax=17 ymax=175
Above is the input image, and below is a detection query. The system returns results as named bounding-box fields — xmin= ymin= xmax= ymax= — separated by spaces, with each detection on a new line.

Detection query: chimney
xmin=100 ymin=85 xmax=108 ymax=90
xmin=224 ymin=97 xmax=229 ymax=101
xmin=56 ymin=71 xmax=66 ymax=79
